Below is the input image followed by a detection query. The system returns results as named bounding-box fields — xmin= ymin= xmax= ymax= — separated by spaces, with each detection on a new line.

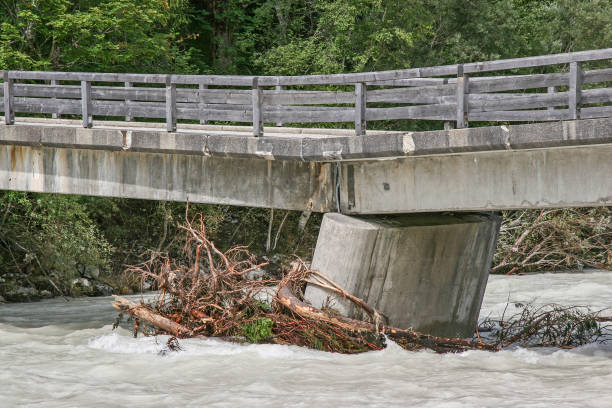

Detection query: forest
xmin=0 ymin=0 xmax=611 ymax=301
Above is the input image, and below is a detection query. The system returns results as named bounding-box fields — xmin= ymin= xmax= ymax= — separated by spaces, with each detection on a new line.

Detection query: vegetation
xmin=3 ymin=0 xmax=612 ymax=76
xmin=1 ymin=0 xmax=611 ymax=301
xmin=242 ymin=318 xmax=274 ymax=343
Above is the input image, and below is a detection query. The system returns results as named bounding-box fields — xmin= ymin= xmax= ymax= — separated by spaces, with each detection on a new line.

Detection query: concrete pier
xmin=304 ymin=212 xmax=502 ymax=337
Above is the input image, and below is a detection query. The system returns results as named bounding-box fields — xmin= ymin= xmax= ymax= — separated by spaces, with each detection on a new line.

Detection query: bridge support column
xmin=304 ymin=212 xmax=501 ymax=337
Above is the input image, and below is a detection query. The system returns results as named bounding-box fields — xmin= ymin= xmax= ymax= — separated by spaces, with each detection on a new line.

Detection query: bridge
xmin=2 ymin=49 xmax=611 ymax=338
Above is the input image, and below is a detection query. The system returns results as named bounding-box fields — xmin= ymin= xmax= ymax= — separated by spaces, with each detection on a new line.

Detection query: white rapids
xmin=1 ymin=270 xmax=612 ymax=408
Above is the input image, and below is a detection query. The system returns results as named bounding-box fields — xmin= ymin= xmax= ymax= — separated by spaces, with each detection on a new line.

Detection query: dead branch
xmin=481 ymin=302 xmax=610 ymax=348
xmin=305 ymin=268 xmax=389 ymax=324
xmin=493 ymin=208 xmax=612 ymax=274
xmin=272 ymin=211 xmax=290 ymax=251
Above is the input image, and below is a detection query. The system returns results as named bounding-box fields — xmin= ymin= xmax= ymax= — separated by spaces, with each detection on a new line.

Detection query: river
xmin=1 ymin=270 xmax=612 ymax=407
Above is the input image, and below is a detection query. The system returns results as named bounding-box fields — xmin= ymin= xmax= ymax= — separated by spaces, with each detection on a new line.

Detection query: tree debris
xmin=493 ymin=208 xmax=612 ymax=275
xmin=112 ymin=295 xmax=190 ymax=337
xmin=479 ymin=302 xmax=611 ymax=348
xmin=112 ymin=210 xmax=610 ymax=354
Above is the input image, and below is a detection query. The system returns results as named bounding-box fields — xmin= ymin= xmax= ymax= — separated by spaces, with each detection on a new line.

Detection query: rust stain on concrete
xmin=10 ymin=146 xmax=23 ymax=171
xmin=310 ymin=162 xmax=334 ymax=212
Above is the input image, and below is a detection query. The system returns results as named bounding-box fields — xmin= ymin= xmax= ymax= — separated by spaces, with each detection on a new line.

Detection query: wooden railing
xmin=2 ymin=48 xmax=612 ymax=136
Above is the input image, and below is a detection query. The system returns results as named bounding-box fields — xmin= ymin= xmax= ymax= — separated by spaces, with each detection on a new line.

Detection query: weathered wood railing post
xmin=81 ymin=80 xmax=92 ymax=128
xmin=275 ymin=85 xmax=284 ymax=127
xmin=456 ymin=64 xmax=469 ymax=128
xmin=355 ymin=82 xmax=366 ymax=136
xmin=199 ymin=83 xmax=208 ymax=125
xmin=3 ymin=71 xmax=15 ymax=125
xmin=51 ymin=79 xmax=59 ymax=119
xmin=547 ymin=86 xmax=556 ymax=111
xmin=569 ymin=62 xmax=583 ymax=120
xmin=125 ymin=81 xmax=133 ymax=121
xmin=252 ymin=77 xmax=263 ymax=137
xmin=166 ymin=75 xmax=177 ymax=132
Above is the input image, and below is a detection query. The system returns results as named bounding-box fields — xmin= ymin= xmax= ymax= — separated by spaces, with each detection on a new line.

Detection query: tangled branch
xmin=494 ymin=208 xmax=612 ymax=275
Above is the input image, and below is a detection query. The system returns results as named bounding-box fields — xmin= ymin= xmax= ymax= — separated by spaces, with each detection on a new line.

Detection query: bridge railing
xmin=1 ymin=48 xmax=612 ymax=136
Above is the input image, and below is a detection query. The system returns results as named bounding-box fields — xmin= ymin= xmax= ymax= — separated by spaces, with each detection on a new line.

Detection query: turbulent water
xmin=1 ymin=271 xmax=612 ymax=407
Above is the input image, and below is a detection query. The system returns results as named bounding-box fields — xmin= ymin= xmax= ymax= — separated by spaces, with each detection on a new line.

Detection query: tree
xmin=0 ymin=0 xmax=195 ymax=72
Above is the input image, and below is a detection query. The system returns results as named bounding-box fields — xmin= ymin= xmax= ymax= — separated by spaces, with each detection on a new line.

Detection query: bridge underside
xmin=1 ymin=117 xmax=611 ymax=213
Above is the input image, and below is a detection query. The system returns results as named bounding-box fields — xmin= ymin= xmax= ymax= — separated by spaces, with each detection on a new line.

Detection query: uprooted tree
xmin=111 ymin=211 xmax=610 ymax=354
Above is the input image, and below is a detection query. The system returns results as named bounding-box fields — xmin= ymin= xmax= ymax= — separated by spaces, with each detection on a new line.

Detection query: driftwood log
xmin=112 ymin=295 xmax=191 ymax=337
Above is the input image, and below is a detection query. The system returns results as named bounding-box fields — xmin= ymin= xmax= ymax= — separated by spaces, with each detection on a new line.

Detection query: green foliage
xmin=3 ymin=0 xmax=612 ymax=75
xmin=254 ymin=0 xmax=430 ymax=75
xmin=539 ymin=0 xmax=612 ymax=54
xmin=0 ymin=0 xmax=195 ymax=72
xmin=252 ymin=0 xmax=612 ymax=76
xmin=0 ymin=192 xmax=113 ymax=296
xmin=242 ymin=317 xmax=273 ymax=343
xmin=0 ymin=192 xmax=113 ymax=271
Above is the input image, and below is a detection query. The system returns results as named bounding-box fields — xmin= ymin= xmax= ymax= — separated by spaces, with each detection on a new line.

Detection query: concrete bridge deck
xmin=3 ymin=115 xmax=612 ymax=162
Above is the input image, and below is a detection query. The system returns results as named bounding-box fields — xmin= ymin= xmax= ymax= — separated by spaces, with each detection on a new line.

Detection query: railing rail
xmin=1 ymin=48 xmax=612 ymax=135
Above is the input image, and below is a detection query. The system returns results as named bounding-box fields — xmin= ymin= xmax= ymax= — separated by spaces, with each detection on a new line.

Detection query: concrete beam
xmin=0 ymin=145 xmax=335 ymax=211
xmin=340 ymin=144 xmax=612 ymax=213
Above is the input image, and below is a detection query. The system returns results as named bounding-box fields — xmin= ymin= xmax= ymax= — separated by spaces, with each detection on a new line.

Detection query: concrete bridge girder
xmin=5 ymin=142 xmax=611 ymax=214
xmin=339 ymin=144 xmax=612 ymax=214
xmin=0 ymin=144 xmax=336 ymax=212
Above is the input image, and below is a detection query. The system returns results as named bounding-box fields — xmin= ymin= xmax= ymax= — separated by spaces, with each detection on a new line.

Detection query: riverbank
xmin=0 ymin=194 xmax=322 ymax=303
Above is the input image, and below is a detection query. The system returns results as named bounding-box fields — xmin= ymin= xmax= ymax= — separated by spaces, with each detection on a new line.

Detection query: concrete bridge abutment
xmin=304 ymin=212 xmax=502 ymax=338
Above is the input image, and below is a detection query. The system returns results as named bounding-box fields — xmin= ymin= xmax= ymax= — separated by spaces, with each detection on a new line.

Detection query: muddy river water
xmin=1 ymin=270 xmax=612 ymax=407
